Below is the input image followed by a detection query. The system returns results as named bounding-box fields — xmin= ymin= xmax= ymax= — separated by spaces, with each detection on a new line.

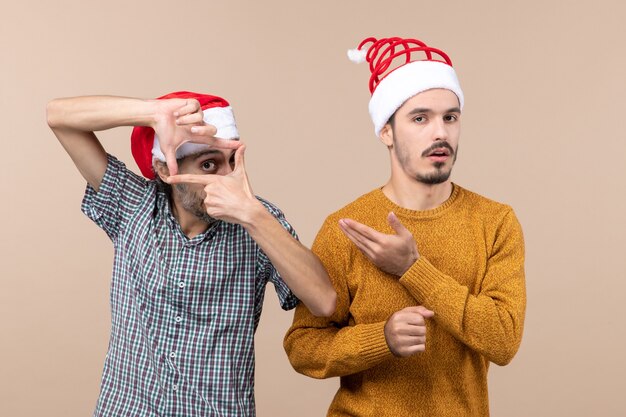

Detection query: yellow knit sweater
xmin=284 ymin=184 xmax=526 ymax=417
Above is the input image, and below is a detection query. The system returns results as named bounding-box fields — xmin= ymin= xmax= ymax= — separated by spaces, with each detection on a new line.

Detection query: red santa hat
xmin=348 ymin=37 xmax=464 ymax=136
xmin=130 ymin=91 xmax=239 ymax=179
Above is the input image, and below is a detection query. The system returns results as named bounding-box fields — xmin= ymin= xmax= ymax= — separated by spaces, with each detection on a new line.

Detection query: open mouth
xmin=427 ymin=148 xmax=451 ymax=157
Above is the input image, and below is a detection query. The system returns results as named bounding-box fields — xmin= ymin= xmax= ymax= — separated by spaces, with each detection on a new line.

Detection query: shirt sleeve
xmin=283 ymin=216 xmax=393 ymax=379
xmin=399 ymin=207 xmax=526 ymax=366
xmin=256 ymin=198 xmax=299 ymax=311
xmin=81 ymin=154 xmax=149 ymax=242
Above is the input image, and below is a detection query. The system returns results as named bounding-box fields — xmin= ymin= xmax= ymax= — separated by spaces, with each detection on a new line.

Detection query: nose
xmin=432 ymin=118 xmax=449 ymax=142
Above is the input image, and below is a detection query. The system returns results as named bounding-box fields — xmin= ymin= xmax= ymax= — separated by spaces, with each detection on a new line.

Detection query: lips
xmin=427 ymin=148 xmax=451 ymax=157
xmin=422 ymin=141 xmax=454 ymax=158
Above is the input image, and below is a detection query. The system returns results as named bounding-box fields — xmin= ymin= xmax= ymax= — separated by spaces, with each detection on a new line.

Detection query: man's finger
xmin=188 ymin=129 xmax=242 ymax=151
xmin=339 ymin=222 xmax=378 ymax=260
xmin=166 ymin=173 xmax=219 ymax=186
xmin=414 ymin=305 xmax=435 ymax=318
xmin=405 ymin=344 xmax=426 ymax=354
xmin=405 ymin=327 xmax=427 ymax=337
xmin=340 ymin=218 xmax=384 ymax=243
xmin=339 ymin=220 xmax=377 ymax=251
xmin=176 ymin=112 xmax=204 ymax=126
xmin=233 ymin=144 xmax=247 ymax=173
xmin=189 ymin=124 xmax=218 ymax=137
xmin=404 ymin=313 xmax=426 ymax=326
xmin=401 ymin=306 xmax=435 ymax=319
xmin=165 ymin=149 xmax=179 ymax=177
xmin=387 ymin=212 xmax=411 ymax=237
xmin=173 ymin=99 xmax=200 ymax=117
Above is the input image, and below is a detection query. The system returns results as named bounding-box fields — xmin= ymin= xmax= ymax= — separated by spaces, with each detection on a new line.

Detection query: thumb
xmin=164 ymin=148 xmax=179 ymax=176
xmin=387 ymin=212 xmax=410 ymax=236
xmin=233 ymin=144 xmax=247 ymax=174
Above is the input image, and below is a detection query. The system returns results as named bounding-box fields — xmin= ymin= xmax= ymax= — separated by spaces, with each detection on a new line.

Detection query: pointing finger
xmin=166 ymin=173 xmax=218 ymax=186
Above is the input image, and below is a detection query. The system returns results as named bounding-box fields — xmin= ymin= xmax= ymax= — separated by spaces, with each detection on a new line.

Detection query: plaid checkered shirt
xmin=81 ymin=155 xmax=298 ymax=417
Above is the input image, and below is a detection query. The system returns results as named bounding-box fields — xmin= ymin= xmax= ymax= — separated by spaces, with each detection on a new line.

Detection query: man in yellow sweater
xmin=284 ymin=36 xmax=526 ymax=416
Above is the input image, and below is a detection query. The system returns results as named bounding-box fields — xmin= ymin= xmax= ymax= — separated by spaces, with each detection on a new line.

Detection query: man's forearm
xmin=47 ymin=96 xmax=162 ymax=191
xmin=46 ymin=96 xmax=158 ymax=132
xmin=243 ymin=207 xmax=337 ymax=317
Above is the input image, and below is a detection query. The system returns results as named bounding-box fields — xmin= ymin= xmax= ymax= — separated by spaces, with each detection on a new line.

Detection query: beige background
xmin=1 ymin=0 xmax=625 ymax=416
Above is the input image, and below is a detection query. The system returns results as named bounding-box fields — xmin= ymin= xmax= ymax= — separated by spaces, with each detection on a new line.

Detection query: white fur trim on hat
xmin=368 ymin=60 xmax=464 ymax=136
xmin=152 ymin=106 xmax=239 ymax=162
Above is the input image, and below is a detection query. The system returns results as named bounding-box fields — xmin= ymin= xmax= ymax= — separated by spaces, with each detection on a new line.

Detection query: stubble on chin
xmin=415 ymin=165 xmax=453 ymax=185
xmin=175 ymin=183 xmax=217 ymax=225
xmin=415 ymin=145 xmax=459 ymax=185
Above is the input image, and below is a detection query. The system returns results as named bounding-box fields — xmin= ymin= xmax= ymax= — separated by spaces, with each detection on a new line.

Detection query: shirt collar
xmin=156 ymin=190 xmax=220 ymax=245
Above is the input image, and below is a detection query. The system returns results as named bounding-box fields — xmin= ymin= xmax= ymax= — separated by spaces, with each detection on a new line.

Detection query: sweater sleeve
xmin=399 ymin=208 xmax=526 ymax=366
xmin=283 ymin=217 xmax=393 ymax=379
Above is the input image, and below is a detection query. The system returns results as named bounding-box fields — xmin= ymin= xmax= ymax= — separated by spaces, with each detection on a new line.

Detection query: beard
xmin=394 ymin=139 xmax=458 ymax=185
xmin=414 ymin=164 xmax=453 ymax=184
xmin=175 ymin=183 xmax=217 ymax=225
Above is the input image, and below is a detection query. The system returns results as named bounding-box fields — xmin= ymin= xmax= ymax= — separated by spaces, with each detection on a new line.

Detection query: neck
xmin=170 ymin=196 xmax=210 ymax=239
xmin=382 ymin=172 xmax=453 ymax=211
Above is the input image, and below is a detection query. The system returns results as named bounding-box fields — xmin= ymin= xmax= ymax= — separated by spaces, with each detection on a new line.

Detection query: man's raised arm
xmin=46 ymin=95 xmax=236 ymax=190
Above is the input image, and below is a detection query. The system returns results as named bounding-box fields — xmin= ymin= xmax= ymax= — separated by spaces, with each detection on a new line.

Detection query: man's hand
xmin=384 ymin=306 xmax=434 ymax=357
xmin=153 ymin=98 xmax=240 ymax=176
xmin=338 ymin=212 xmax=419 ymax=276
xmin=166 ymin=145 xmax=263 ymax=224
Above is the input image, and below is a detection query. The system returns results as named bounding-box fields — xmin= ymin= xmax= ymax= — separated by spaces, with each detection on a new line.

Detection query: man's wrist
xmin=401 ymin=251 xmax=420 ymax=276
xmin=239 ymin=199 xmax=268 ymax=230
xmin=147 ymin=99 xmax=169 ymax=129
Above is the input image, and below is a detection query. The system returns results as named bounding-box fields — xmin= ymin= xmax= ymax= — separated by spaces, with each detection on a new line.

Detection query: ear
xmin=153 ymin=160 xmax=170 ymax=181
xmin=379 ymin=123 xmax=394 ymax=147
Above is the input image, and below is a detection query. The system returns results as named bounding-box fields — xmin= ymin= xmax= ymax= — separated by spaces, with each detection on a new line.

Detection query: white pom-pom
xmin=347 ymin=48 xmax=367 ymax=63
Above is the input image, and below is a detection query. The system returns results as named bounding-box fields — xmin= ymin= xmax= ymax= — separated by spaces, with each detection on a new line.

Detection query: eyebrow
xmin=191 ymin=150 xmax=224 ymax=160
xmin=407 ymin=107 xmax=461 ymax=115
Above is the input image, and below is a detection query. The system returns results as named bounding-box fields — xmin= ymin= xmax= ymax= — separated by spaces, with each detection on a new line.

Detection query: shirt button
xmin=178 ymin=281 xmax=186 ymax=289
xmin=170 ymin=352 xmax=177 ymax=359
xmin=175 ymin=316 xmax=182 ymax=323
xmin=172 ymin=384 xmax=178 ymax=391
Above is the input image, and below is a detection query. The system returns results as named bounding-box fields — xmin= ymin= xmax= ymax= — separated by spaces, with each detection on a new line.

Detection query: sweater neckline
xmin=373 ymin=183 xmax=462 ymax=219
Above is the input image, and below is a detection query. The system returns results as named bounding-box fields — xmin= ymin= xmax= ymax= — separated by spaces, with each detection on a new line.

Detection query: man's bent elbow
xmin=309 ymin=290 xmax=337 ymax=318
xmin=284 ymin=336 xmax=332 ymax=379
xmin=488 ymin=338 xmax=522 ymax=366
xmin=46 ymin=99 xmax=63 ymax=129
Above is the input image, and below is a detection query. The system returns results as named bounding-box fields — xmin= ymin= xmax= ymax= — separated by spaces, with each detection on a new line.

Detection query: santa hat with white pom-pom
xmin=348 ymin=37 xmax=464 ymax=136
xmin=130 ymin=91 xmax=239 ymax=179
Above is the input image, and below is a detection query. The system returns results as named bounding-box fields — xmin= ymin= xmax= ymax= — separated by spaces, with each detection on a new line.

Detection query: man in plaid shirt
xmin=47 ymin=91 xmax=336 ymax=417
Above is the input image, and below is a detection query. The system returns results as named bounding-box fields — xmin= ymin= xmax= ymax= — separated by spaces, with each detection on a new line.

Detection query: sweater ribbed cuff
xmin=358 ymin=321 xmax=393 ymax=366
xmin=399 ymin=256 xmax=445 ymax=303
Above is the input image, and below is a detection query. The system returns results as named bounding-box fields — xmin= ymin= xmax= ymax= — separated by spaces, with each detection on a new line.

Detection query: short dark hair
xmin=387 ymin=112 xmax=396 ymax=130
xmin=152 ymin=158 xmax=183 ymax=196
xmin=154 ymin=174 xmax=172 ymax=195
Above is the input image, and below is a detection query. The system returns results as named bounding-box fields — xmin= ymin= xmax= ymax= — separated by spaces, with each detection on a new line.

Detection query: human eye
xmin=413 ymin=115 xmax=426 ymax=123
xmin=200 ymin=160 xmax=217 ymax=172
xmin=444 ymin=114 xmax=458 ymax=122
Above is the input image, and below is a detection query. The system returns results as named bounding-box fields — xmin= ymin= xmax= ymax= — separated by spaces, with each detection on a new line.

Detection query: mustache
xmin=421 ymin=142 xmax=455 ymax=157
